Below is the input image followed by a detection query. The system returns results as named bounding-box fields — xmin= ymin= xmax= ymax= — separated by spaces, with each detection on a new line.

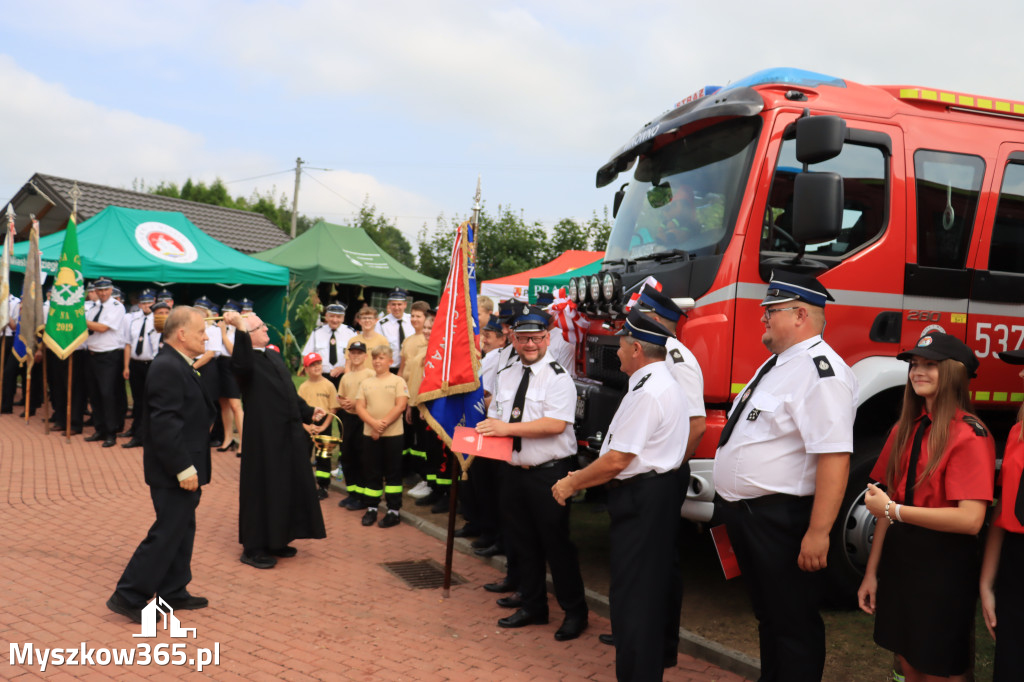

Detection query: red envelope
xmin=451 ymin=426 xmax=513 ymax=461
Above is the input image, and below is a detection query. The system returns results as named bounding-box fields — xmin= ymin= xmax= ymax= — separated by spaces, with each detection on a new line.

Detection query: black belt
xmin=717 ymin=493 xmax=812 ymax=510
xmin=606 ymin=469 xmax=673 ymax=489
xmin=130 ymin=359 xmax=153 ymax=365
xmin=515 ymin=458 xmax=571 ymax=471
xmin=89 ymin=349 xmax=120 ymax=355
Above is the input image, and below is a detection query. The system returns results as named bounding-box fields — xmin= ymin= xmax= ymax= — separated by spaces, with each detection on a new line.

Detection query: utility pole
xmin=290 ymin=157 xmax=304 ymax=238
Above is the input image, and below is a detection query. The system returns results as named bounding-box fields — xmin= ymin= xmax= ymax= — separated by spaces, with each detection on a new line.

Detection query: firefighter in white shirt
xmin=301 ymin=302 xmax=355 ymax=388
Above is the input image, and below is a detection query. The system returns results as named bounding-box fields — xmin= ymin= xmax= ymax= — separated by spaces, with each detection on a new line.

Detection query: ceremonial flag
xmin=418 ymin=220 xmax=486 ymax=461
xmin=623 ymin=275 xmax=663 ymax=312
xmin=14 ymin=218 xmax=44 ymax=364
xmin=0 ymin=206 xmax=13 ymax=330
xmin=43 ymin=217 xmax=88 ymax=359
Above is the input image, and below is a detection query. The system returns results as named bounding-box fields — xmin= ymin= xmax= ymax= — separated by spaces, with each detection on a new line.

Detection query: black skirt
xmin=217 ymin=355 xmax=240 ymax=400
xmin=874 ymin=522 xmax=980 ymax=677
xmin=994 ymin=531 xmax=1024 ymax=681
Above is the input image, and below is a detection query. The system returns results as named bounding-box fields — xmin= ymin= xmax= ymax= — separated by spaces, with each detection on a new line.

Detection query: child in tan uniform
xmin=297 ymin=352 xmax=340 ymax=499
xmin=337 ymin=342 xmax=375 ymax=510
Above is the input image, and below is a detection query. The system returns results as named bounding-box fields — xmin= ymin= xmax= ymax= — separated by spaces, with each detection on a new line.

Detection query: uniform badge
xmin=550 ymin=361 xmax=565 ymax=374
xmin=669 ymin=348 xmax=684 ymax=364
xmin=812 ymin=355 xmax=835 ymax=378
xmin=746 ymin=408 xmax=760 ymax=421
xmin=511 ymin=407 xmax=521 ymax=420
xmin=329 ymin=337 xmax=336 ymax=345
xmin=633 ymin=373 xmax=651 ymax=391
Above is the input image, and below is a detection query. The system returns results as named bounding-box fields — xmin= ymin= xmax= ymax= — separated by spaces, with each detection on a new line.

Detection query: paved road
xmin=1 ymin=414 xmax=747 ymax=681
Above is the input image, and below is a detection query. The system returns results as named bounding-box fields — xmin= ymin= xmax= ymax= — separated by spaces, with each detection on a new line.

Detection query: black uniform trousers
xmin=127 ymin=359 xmax=151 ymax=437
xmin=1 ymin=336 xmax=24 ymax=412
xmin=338 ymin=411 xmax=365 ymax=500
xmin=362 ymin=433 xmax=404 ymax=510
xmin=87 ymin=349 xmax=122 ymax=437
xmin=608 ymin=472 xmax=682 ymax=682
xmin=995 ymin=531 xmax=1024 ymax=681
xmin=115 ymin=486 xmax=201 ymax=607
xmin=718 ymin=494 xmax=824 ymax=682
xmin=501 ymin=458 xmax=587 ymax=619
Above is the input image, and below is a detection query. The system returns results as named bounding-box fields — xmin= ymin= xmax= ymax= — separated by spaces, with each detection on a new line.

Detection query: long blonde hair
xmin=885 ymin=358 xmax=982 ymax=490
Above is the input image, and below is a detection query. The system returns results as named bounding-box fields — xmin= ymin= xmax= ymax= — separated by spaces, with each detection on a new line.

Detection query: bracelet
xmin=894 ymin=503 xmax=903 ymax=522
xmin=884 ymin=500 xmax=895 ymax=525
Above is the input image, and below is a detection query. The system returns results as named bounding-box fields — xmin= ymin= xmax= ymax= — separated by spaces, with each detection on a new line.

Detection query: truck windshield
xmin=605 ymin=117 xmax=761 ymax=261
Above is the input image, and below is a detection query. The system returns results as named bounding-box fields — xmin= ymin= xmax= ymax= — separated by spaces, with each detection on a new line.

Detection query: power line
xmin=223 ymin=168 xmax=294 ymax=184
xmin=301 ymin=168 xmax=362 ymax=209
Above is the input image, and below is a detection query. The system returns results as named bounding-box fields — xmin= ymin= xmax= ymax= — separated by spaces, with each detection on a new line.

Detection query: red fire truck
xmin=569 ymin=67 xmax=1024 ymax=597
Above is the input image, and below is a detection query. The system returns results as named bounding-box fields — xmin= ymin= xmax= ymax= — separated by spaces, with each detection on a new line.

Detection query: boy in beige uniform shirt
xmin=336 ymin=342 xmax=376 ymax=510
xmin=355 ymin=345 xmax=409 ymax=528
xmin=297 ymin=353 xmax=341 ymax=499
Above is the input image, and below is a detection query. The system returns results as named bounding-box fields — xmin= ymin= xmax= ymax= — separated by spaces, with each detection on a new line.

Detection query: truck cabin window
xmin=914 ymin=150 xmax=985 ymax=270
xmin=990 ymin=162 xmax=1024 ymax=275
xmin=763 ymin=140 xmax=887 ymax=259
xmin=604 ymin=117 xmax=761 ymax=262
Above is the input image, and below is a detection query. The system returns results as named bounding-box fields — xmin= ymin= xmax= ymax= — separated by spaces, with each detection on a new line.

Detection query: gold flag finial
xmin=68 ymin=182 xmax=82 ymax=222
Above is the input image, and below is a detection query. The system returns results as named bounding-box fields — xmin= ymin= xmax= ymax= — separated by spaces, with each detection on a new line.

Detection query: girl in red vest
xmin=857 ymin=333 xmax=995 ymax=681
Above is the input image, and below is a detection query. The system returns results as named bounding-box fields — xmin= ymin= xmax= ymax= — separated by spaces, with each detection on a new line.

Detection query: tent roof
xmin=4 ymin=206 xmax=289 ymax=286
xmin=252 ymin=220 xmax=441 ymax=295
xmin=479 ymin=250 xmax=604 ymax=300
xmin=528 ymin=257 xmax=605 ymax=303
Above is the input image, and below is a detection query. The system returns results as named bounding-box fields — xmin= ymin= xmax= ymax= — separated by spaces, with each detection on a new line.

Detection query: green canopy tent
xmin=252 ymin=220 xmax=442 ymax=297
xmin=527 ymin=257 xmax=605 ymax=303
xmin=3 ymin=206 xmax=290 ymax=329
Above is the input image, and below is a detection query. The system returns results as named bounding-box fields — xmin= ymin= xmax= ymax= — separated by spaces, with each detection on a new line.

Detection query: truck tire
xmin=825 ymin=454 xmax=879 ymax=606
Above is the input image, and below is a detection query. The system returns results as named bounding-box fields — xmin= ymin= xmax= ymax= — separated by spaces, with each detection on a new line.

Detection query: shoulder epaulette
xmin=549 ymin=361 xmax=565 ymax=374
xmin=811 ymin=355 xmax=835 ymax=378
xmin=962 ymin=415 xmax=988 ymax=437
xmin=496 ymin=363 xmax=516 ymax=375
xmin=633 ymin=373 xmax=651 ymax=391
xmin=669 ymin=348 xmax=685 ymax=364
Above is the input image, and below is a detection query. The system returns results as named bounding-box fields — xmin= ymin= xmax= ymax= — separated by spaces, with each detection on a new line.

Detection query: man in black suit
xmin=107 ymin=306 xmax=216 ymax=623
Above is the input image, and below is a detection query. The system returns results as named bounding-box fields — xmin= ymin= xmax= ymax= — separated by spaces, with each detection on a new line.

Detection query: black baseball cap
xmin=897 ymin=332 xmax=979 ymax=377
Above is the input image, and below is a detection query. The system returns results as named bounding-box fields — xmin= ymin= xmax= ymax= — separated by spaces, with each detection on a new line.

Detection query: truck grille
xmin=585 ymin=336 xmax=627 ymax=390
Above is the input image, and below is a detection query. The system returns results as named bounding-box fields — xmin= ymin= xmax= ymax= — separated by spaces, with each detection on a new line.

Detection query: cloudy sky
xmin=1 ymin=0 xmax=1020 ymax=247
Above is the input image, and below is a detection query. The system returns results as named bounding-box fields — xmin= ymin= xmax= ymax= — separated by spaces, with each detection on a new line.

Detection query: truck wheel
xmin=825 ymin=455 xmax=878 ymax=606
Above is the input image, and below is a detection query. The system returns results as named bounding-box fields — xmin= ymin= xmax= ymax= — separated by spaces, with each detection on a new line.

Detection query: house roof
xmin=5 ymin=173 xmax=289 ymax=254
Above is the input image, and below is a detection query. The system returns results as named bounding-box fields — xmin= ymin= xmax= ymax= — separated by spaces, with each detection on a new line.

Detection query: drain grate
xmin=382 ymin=559 xmax=465 ymax=589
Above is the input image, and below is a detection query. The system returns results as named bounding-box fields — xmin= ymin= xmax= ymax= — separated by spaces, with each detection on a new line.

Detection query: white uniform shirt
xmin=601 ymin=362 xmax=688 ymax=479
xmin=123 ymin=313 xmax=160 ymax=361
xmin=547 ymin=331 xmax=576 ymax=378
xmin=87 ymin=298 xmax=126 ymax=352
xmin=302 ymin=323 xmax=356 ymax=373
xmin=665 ymin=337 xmax=705 ymax=418
xmin=480 ymin=346 xmax=505 ymax=395
xmin=375 ymin=314 xmax=415 ymax=368
xmin=713 ymin=335 xmax=857 ymax=502
xmin=487 ymin=353 xmax=577 ymax=467
xmin=202 ymin=322 xmax=226 ymax=357
xmin=3 ymin=296 xmax=19 ymax=336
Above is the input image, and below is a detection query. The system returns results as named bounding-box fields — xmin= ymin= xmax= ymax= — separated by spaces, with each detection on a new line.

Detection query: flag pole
xmin=42 ymin=346 xmax=50 ymax=434
xmin=65 ymin=356 xmax=73 ymax=443
xmin=0 ymin=335 xmax=6 ymax=413
xmin=23 ymin=356 xmax=31 ymax=424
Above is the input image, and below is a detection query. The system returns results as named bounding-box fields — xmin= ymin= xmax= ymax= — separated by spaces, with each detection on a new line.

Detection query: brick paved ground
xmin=1 ymin=415 xmax=748 ymax=681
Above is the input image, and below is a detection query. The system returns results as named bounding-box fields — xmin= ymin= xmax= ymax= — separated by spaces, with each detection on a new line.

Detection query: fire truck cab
xmin=572 ymin=67 xmax=1024 ymax=597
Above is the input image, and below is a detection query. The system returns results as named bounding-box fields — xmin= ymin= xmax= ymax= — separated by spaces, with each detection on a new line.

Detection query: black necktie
xmin=510 ymin=366 xmax=531 ymax=452
xmin=135 ymin=316 xmax=148 ymax=355
xmin=328 ymin=330 xmax=338 ymax=365
xmin=717 ymin=356 xmax=777 ymax=448
xmin=88 ymin=303 xmax=103 ymax=335
xmin=904 ymin=415 xmax=931 ymax=507
xmin=398 ymin=319 xmax=406 ymax=348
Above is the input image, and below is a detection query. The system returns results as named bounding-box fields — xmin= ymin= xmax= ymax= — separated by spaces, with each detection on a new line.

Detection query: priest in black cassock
xmin=224 ymin=310 xmax=327 ymax=569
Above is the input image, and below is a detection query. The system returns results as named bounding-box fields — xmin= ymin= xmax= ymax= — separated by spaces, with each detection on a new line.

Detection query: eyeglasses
xmin=515 ymin=334 xmax=547 ymax=345
xmin=761 ymin=306 xmax=800 ymax=321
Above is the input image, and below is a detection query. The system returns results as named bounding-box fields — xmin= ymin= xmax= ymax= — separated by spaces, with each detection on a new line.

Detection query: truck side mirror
xmin=612 ymin=183 xmax=628 ymax=218
xmin=795 ymin=115 xmax=846 ymax=165
xmin=792 ymin=172 xmax=843 ymax=244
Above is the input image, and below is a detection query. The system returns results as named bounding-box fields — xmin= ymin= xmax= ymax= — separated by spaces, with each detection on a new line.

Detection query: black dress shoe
xmin=106 ymin=592 xmax=143 ymax=623
xmin=268 ymin=546 xmax=297 ymax=558
xmin=471 ymin=535 xmax=497 ymax=549
xmin=163 ymin=595 xmax=209 ymax=610
xmin=122 ymin=438 xmax=143 ymax=448
xmin=473 ymin=544 xmax=504 ymax=558
xmin=217 ymin=440 xmax=237 ymax=452
xmin=453 ymin=524 xmax=482 ymax=538
xmin=496 ymin=592 xmax=523 ymax=609
xmin=240 ymin=552 xmax=277 ymax=569
xmin=102 ymin=437 xmax=117 ymax=448
xmin=361 ymin=509 xmax=378 ymax=526
xmin=483 ymin=578 xmax=517 ymax=593
xmin=84 ymin=432 xmax=105 ymax=442
xmin=554 ymin=614 xmax=588 ymax=641
xmin=317 ymin=488 xmax=328 ymax=500
xmin=498 ymin=609 xmax=548 ymax=629
xmin=599 ymin=633 xmax=615 ymax=646
xmin=117 ymin=430 xmax=134 ymax=438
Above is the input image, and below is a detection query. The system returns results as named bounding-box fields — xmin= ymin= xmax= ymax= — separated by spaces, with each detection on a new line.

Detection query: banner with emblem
xmin=0 ymin=205 xmax=13 ymax=330
xmin=418 ymin=219 xmax=485 ymax=455
xmin=43 ymin=216 xmax=88 ymax=359
xmin=14 ymin=218 xmax=45 ymax=364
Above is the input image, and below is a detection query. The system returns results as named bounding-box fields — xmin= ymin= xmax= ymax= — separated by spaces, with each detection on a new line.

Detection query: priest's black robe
xmin=232 ymin=331 xmax=326 ymax=552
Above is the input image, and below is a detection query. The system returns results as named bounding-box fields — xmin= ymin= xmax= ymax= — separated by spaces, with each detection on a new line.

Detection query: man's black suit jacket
xmin=143 ymin=345 xmax=216 ymax=488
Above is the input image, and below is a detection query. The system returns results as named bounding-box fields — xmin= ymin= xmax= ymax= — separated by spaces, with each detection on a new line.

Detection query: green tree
xmin=545 ymin=218 xmax=590 ymax=261
xmin=587 ymin=208 xmax=613 ymax=251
